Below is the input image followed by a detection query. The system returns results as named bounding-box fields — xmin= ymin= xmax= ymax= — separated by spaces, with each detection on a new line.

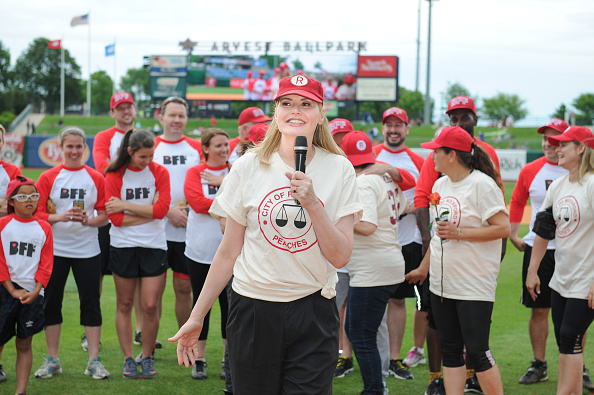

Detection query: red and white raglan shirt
xmin=36 ymin=165 xmax=106 ymax=258
xmin=541 ymin=173 xmax=594 ymax=300
xmin=0 ymin=161 xmax=23 ymax=202
xmin=184 ymin=163 xmax=229 ymax=264
xmin=509 ymin=156 xmax=567 ymax=249
xmin=429 ymin=171 xmax=508 ymax=302
xmin=415 ymin=139 xmax=504 ymax=210
xmin=347 ymin=173 xmax=408 ymax=287
xmin=373 ymin=144 xmax=424 ymax=247
xmin=105 ymin=162 xmax=171 ymax=250
xmin=154 ymin=136 xmax=201 ymax=243
xmin=0 ymin=214 xmax=53 ymax=295
xmin=92 ymin=127 xmax=127 ymax=174
xmin=213 ymin=149 xmax=362 ymax=302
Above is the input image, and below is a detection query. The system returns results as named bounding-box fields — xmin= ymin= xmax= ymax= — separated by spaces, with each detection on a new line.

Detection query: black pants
xmin=228 ymin=289 xmax=338 ymax=395
xmin=551 ymin=290 xmax=594 ymax=354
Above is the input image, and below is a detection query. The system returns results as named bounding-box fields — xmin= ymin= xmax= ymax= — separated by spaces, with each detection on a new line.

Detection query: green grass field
xmin=35 ymin=115 xmax=544 ymax=150
xmin=3 ymin=234 xmax=591 ymax=395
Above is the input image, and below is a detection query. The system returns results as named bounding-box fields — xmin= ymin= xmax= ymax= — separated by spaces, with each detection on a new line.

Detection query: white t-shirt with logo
xmin=347 ymin=173 xmax=407 ymax=287
xmin=214 ymin=149 xmax=362 ymax=302
xmin=429 ymin=170 xmax=507 ymax=302
xmin=542 ymin=173 xmax=594 ymax=299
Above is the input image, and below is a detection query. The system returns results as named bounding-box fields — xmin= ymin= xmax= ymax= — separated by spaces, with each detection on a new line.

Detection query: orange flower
xmin=429 ymin=192 xmax=441 ymax=206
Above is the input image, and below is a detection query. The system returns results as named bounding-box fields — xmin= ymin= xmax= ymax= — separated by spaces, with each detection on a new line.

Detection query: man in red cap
xmin=329 ymin=118 xmax=355 ymax=146
xmin=268 ymin=68 xmax=282 ymax=100
xmin=373 ymin=107 xmax=426 ymax=382
xmin=243 ymin=71 xmax=254 ymax=100
xmin=228 ymin=107 xmax=271 ymax=164
xmin=335 ymin=74 xmax=356 ymax=101
xmin=251 ymin=70 xmax=268 ymax=101
xmin=414 ymin=95 xmax=504 ymax=394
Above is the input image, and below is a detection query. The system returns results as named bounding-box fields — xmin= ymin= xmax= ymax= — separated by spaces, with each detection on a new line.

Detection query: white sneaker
xmin=403 ymin=347 xmax=426 ymax=367
xmin=34 ymin=356 xmax=63 ymax=378
xmin=85 ymin=356 xmax=110 ymax=379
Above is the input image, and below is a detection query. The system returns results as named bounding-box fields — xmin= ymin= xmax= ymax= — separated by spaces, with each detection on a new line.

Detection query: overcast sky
xmin=2 ymin=0 xmax=593 ymax=126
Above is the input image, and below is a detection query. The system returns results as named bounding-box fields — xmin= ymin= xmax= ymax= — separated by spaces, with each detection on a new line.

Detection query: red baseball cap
xmin=6 ymin=176 xmax=36 ymax=199
xmin=537 ymin=118 xmax=569 ymax=134
xmin=248 ymin=123 xmax=268 ymax=144
xmin=279 ymin=62 xmax=289 ymax=69
xmin=446 ymin=96 xmax=476 ymax=116
xmin=274 ymin=75 xmax=324 ymax=104
xmin=110 ymin=92 xmax=135 ymax=110
xmin=382 ymin=107 xmax=409 ymax=124
xmin=421 ymin=126 xmax=474 ymax=152
xmin=238 ymin=107 xmax=271 ymax=126
xmin=329 ymin=118 xmax=355 ymax=135
xmin=344 ymin=74 xmax=356 ymax=84
xmin=548 ymin=126 xmax=594 ymax=149
xmin=341 ymin=131 xmax=376 ymax=166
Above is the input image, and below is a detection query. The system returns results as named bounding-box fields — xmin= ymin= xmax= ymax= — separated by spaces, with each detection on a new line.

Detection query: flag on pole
xmin=48 ymin=40 xmax=62 ymax=49
xmin=71 ymin=14 xmax=89 ymax=27
xmin=105 ymin=43 xmax=115 ymax=57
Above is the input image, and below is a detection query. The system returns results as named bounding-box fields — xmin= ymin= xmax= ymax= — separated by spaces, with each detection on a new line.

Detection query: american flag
xmin=70 ymin=14 xmax=89 ymax=27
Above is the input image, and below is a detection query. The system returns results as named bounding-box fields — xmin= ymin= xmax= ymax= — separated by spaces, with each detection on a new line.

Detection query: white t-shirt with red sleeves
xmin=542 ymin=173 xmax=594 ymax=300
xmin=0 ymin=214 xmax=53 ymax=295
xmin=228 ymin=137 xmax=243 ymax=165
xmin=214 ymin=149 xmax=362 ymax=302
xmin=154 ymin=136 xmax=202 ymax=242
xmin=184 ymin=163 xmax=229 ymax=264
xmin=509 ymin=156 xmax=567 ymax=249
xmin=429 ymin=170 xmax=508 ymax=302
xmin=92 ymin=126 xmax=127 ymax=174
xmin=36 ymin=165 xmax=106 ymax=258
xmin=0 ymin=161 xmax=23 ymax=199
xmin=373 ymin=144 xmax=424 ymax=246
xmin=105 ymin=163 xmax=171 ymax=250
xmin=347 ymin=173 xmax=408 ymax=287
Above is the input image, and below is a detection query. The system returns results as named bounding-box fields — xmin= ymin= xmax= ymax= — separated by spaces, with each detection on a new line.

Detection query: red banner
xmin=48 ymin=40 xmax=62 ymax=50
xmin=1 ymin=133 xmax=25 ymax=167
xmin=357 ymin=56 xmax=398 ymax=78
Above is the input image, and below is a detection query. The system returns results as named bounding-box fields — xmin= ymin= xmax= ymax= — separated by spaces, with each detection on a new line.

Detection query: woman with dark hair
xmin=171 ymin=75 xmax=362 ymax=394
xmin=183 ymin=128 xmax=230 ymax=379
xmin=407 ymin=126 xmax=510 ymax=395
xmin=526 ymin=126 xmax=594 ymax=395
xmin=104 ymin=129 xmax=171 ymax=379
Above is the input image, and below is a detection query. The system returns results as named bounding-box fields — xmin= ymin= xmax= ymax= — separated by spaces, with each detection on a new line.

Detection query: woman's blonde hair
xmin=577 ymin=143 xmax=594 ymax=182
xmin=59 ymin=126 xmax=86 ymax=147
xmin=253 ymin=103 xmax=343 ymax=164
xmin=0 ymin=124 xmax=5 ymax=139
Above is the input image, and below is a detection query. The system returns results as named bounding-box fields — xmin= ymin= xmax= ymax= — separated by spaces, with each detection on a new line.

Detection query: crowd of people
xmin=0 ymin=76 xmax=593 ymax=395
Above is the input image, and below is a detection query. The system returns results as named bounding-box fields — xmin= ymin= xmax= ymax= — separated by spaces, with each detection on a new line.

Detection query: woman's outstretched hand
xmin=168 ymin=319 xmax=204 ymax=368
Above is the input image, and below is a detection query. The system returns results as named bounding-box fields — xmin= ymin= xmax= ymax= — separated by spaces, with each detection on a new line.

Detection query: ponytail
xmin=444 ymin=143 xmax=502 ymax=188
xmin=104 ymin=129 xmax=155 ymax=174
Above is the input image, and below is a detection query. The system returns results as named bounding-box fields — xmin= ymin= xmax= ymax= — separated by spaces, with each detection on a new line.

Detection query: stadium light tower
xmin=423 ymin=0 xmax=438 ymax=125
xmin=415 ymin=0 xmax=421 ymax=92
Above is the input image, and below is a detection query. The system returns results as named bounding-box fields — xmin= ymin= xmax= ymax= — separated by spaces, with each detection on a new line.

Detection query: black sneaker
xmin=465 ymin=374 xmax=483 ymax=394
xmin=192 ymin=359 xmax=207 ymax=380
xmin=389 ymin=359 xmax=414 ymax=380
xmin=519 ymin=359 xmax=548 ymax=384
xmin=584 ymin=366 xmax=594 ymax=391
xmin=425 ymin=377 xmax=446 ymax=395
xmin=334 ymin=356 xmax=354 ymax=378
xmin=0 ymin=363 xmax=6 ymax=383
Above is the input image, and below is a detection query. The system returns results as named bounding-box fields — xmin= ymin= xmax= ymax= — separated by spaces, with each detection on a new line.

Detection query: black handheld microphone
xmin=294 ymin=136 xmax=308 ymax=204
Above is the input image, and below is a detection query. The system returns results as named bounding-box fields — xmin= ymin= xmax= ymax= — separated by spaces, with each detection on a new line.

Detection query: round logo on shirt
xmin=436 ymin=196 xmax=462 ymax=227
xmin=554 ymin=196 xmax=580 ymax=238
xmin=258 ymin=186 xmax=320 ymax=253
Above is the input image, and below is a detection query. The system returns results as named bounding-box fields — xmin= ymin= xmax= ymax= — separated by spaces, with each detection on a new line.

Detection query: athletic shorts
xmin=167 ymin=241 xmax=190 ymax=279
xmin=0 ymin=283 xmax=45 ymax=346
xmin=109 ymin=246 xmax=168 ymax=279
xmin=521 ymin=245 xmax=555 ymax=308
xmin=99 ymin=223 xmax=112 ymax=275
xmin=391 ymin=242 xmax=422 ymax=300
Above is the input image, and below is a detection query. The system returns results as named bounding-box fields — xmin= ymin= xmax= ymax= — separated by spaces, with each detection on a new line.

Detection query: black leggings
xmin=551 ymin=290 xmax=594 ymax=354
xmin=44 ymin=255 xmax=102 ymax=327
xmin=430 ymin=293 xmax=496 ymax=372
xmin=186 ymin=257 xmax=228 ymax=340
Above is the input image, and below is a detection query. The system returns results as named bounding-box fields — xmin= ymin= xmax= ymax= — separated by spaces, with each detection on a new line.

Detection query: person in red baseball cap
xmin=335 ymin=74 xmax=356 ymax=101
xmin=228 ymin=107 xmax=271 ymax=164
xmin=171 ymin=75 xmax=362 ymax=394
xmin=407 ymin=125 xmax=509 ymax=395
xmin=525 ymin=125 xmax=594 ymax=395
xmin=329 ymin=118 xmax=355 ymax=146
